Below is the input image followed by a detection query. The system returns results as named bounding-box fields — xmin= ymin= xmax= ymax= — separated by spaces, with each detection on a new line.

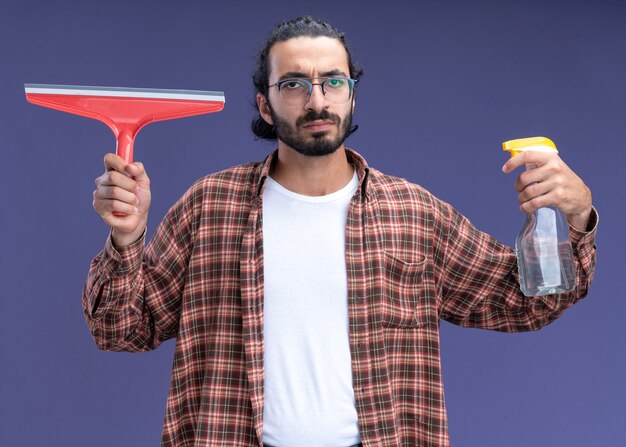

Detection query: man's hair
xmin=251 ymin=16 xmax=363 ymax=141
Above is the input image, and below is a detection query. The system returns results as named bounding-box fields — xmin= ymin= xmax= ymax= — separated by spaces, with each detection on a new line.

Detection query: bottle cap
xmin=502 ymin=136 xmax=558 ymax=158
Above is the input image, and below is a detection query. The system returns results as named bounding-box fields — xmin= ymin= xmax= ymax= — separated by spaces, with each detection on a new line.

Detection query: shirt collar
xmin=253 ymin=147 xmax=371 ymax=200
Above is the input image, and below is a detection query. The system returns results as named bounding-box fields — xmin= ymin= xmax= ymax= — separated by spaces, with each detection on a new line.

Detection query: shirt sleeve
xmin=82 ymin=183 xmax=200 ymax=352
xmin=436 ymin=202 xmax=598 ymax=332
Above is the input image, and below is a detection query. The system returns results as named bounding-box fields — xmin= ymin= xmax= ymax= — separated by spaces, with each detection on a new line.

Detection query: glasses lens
xmin=323 ymin=78 xmax=352 ymax=104
xmin=278 ymin=79 xmax=310 ymax=106
xmin=278 ymin=78 xmax=354 ymax=106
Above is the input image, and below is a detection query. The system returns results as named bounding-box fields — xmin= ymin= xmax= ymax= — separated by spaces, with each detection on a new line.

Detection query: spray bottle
xmin=502 ymin=136 xmax=576 ymax=296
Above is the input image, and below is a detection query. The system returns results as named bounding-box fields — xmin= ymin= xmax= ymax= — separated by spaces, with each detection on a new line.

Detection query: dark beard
xmin=268 ymin=104 xmax=352 ymax=157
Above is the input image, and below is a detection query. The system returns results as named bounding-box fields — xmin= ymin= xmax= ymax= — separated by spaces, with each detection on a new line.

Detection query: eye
xmin=281 ymin=80 xmax=307 ymax=91
xmin=325 ymin=78 xmax=346 ymax=89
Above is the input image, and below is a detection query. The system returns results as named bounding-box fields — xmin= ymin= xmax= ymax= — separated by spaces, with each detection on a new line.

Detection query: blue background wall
xmin=1 ymin=0 xmax=624 ymax=445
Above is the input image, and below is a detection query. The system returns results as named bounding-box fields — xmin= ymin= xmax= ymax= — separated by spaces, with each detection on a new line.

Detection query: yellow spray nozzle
xmin=502 ymin=136 xmax=558 ymax=158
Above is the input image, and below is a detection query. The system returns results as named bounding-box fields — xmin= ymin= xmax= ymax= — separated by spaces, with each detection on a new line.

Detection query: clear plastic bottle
xmin=502 ymin=137 xmax=576 ymax=296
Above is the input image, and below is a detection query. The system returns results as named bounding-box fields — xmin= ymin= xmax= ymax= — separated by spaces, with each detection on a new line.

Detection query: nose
xmin=305 ymin=83 xmax=328 ymax=111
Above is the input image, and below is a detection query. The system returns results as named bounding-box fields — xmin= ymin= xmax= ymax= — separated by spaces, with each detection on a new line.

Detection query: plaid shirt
xmin=83 ymin=149 xmax=597 ymax=447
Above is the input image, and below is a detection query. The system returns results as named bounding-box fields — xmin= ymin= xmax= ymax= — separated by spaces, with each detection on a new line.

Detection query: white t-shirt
xmin=262 ymin=171 xmax=361 ymax=447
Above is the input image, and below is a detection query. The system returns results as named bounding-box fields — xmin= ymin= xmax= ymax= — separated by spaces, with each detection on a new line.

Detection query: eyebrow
xmin=278 ymin=69 xmax=349 ymax=81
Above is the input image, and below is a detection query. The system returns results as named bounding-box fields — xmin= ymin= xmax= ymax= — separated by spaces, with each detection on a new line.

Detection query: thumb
xmin=125 ymin=162 xmax=150 ymax=187
xmin=124 ymin=162 xmax=151 ymax=212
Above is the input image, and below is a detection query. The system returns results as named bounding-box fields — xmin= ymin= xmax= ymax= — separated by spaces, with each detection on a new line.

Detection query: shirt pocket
xmin=380 ymin=251 xmax=428 ymax=329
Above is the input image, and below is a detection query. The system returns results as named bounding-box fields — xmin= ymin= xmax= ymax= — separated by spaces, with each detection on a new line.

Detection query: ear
xmin=256 ymin=92 xmax=273 ymax=125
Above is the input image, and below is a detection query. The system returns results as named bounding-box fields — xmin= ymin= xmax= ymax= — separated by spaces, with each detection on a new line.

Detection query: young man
xmin=85 ymin=16 xmax=597 ymax=447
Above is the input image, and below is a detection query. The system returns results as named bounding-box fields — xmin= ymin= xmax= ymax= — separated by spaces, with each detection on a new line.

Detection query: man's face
xmin=261 ymin=36 xmax=354 ymax=157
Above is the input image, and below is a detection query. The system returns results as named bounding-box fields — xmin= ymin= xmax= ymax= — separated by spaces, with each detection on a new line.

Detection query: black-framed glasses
xmin=268 ymin=77 xmax=357 ymax=106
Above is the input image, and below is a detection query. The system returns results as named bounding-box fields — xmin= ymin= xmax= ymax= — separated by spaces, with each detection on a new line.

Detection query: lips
xmin=302 ymin=120 xmax=335 ymax=131
xmin=296 ymin=111 xmax=341 ymax=132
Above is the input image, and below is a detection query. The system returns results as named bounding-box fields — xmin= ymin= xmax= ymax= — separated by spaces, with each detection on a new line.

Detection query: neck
xmin=270 ymin=144 xmax=354 ymax=196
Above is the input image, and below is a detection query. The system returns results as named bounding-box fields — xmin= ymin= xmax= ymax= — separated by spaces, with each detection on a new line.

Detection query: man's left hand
xmin=502 ymin=151 xmax=592 ymax=231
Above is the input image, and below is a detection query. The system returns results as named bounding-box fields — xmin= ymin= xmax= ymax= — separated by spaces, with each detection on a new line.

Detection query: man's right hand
xmin=93 ymin=153 xmax=152 ymax=248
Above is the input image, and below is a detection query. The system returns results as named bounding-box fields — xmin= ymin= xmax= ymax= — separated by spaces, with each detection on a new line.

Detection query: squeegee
xmin=24 ymin=83 xmax=225 ymax=164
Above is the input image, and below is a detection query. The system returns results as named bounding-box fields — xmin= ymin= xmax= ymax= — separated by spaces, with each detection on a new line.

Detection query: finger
xmin=518 ymin=179 xmax=575 ymax=215
xmin=514 ymin=168 xmax=548 ymax=192
xmin=94 ymin=196 xmax=140 ymax=217
xmin=519 ymin=191 xmax=556 ymax=214
xmin=103 ymin=153 xmax=130 ymax=175
xmin=95 ymin=184 xmax=139 ymax=206
xmin=517 ymin=181 xmax=551 ymax=205
xmin=97 ymin=169 xmax=138 ymax=192
xmin=502 ymin=152 xmax=527 ymax=173
xmin=519 ymin=197 xmax=542 ymax=215
xmin=124 ymin=162 xmax=151 ymax=188
xmin=503 ymin=151 xmax=558 ymax=173
xmin=523 ymin=150 xmax=560 ymax=165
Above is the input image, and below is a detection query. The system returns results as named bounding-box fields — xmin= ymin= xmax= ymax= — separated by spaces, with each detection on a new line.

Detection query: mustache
xmin=296 ymin=110 xmax=341 ymax=127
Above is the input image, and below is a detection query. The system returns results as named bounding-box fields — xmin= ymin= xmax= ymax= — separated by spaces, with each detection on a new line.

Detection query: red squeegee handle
xmin=112 ymin=130 xmax=135 ymax=217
